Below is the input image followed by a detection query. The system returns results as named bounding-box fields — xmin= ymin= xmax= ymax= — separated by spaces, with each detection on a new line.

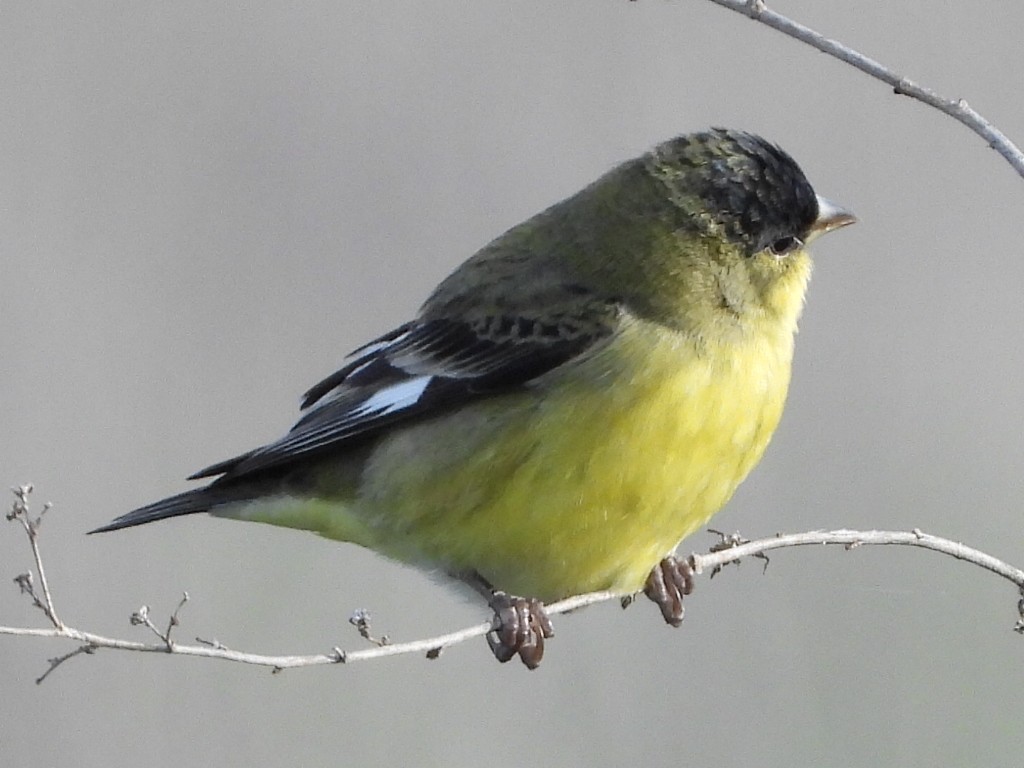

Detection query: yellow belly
xmin=344 ymin=319 xmax=794 ymax=601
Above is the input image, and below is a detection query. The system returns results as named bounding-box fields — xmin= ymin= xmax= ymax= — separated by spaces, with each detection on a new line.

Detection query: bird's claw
xmin=644 ymin=555 xmax=696 ymax=627
xmin=486 ymin=593 xmax=554 ymax=669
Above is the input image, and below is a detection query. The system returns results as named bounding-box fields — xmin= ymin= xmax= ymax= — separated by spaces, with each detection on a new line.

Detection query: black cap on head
xmin=648 ymin=128 xmax=820 ymax=256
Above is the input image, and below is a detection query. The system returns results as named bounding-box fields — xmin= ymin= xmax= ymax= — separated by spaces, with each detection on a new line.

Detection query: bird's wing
xmin=191 ymin=303 xmax=619 ymax=482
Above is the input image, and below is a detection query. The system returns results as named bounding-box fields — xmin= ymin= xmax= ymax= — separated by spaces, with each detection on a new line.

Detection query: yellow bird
xmin=94 ymin=129 xmax=854 ymax=668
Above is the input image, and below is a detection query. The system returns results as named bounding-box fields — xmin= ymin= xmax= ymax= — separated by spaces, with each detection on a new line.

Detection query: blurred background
xmin=2 ymin=1 xmax=1022 ymax=765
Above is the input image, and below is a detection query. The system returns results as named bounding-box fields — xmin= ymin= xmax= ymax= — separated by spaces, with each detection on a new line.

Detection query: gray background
xmin=2 ymin=2 xmax=1022 ymax=765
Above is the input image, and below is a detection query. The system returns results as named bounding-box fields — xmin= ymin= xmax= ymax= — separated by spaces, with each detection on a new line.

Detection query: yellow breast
xmin=353 ymin=316 xmax=796 ymax=601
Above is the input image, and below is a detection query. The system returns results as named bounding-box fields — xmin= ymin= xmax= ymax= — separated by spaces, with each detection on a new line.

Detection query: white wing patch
xmin=353 ymin=375 xmax=433 ymax=417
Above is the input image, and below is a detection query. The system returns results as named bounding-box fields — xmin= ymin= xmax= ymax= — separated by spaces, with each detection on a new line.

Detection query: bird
xmin=92 ymin=128 xmax=855 ymax=668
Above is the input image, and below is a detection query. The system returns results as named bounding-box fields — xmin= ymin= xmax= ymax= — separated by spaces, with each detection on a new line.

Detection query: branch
xmin=3 ymin=485 xmax=1022 ymax=679
xmin=701 ymin=0 xmax=1024 ymax=179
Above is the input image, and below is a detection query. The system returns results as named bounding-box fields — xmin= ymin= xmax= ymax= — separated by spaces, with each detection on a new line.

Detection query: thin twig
xmin=128 ymin=592 xmax=190 ymax=650
xmin=348 ymin=609 xmax=391 ymax=648
xmin=35 ymin=643 xmax=97 ymax=686
xmin=6 ymin=486 xmax=63 ymax=629
xmin=702 ymin=0 xmax=1024 ymax=179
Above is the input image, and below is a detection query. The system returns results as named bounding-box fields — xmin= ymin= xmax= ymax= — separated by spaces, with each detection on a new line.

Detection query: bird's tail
xmin=89 ymin=487 xmax=220 ymax=534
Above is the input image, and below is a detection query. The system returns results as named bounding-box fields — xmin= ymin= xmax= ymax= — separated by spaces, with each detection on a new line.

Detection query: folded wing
xmin=190 ymin=306 xmax=619 ymax=482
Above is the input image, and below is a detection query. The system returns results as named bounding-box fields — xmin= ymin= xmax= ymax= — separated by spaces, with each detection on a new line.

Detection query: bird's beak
xmin=806 ymin=195 xmax=856 ymax=243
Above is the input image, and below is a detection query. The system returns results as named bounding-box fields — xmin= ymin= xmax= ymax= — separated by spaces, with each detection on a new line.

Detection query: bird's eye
xmin=768 ymin=236 xmax=802 ymax=256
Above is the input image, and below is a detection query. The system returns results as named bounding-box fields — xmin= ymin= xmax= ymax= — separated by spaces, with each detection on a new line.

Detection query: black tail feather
xmin=89 ymin=488 xmax=216 ymax=534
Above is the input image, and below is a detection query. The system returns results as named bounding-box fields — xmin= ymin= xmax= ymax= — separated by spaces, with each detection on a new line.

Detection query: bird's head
xmin=640 ymin=128 xmax=855 ymax=332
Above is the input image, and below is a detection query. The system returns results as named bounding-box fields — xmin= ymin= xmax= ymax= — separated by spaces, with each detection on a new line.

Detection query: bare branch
xmin=3 ymin=521 xmax=1022 ymax=677
xmin=703 ymin=0 xmax=1024 ymax=179
xmin=692 ymin=528 xmax=1024 ymax=587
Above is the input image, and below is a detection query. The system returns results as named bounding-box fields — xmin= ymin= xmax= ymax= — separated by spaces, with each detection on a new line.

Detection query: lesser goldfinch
xmin=93 ymin=129 xmax=854 ymax=668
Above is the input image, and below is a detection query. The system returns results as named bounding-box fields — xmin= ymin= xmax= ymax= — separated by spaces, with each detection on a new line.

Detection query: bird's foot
xmin=644 ymin=554 xmax=696 ymax=627
xmin=486 ymin=592 xmax=555 ymax=670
